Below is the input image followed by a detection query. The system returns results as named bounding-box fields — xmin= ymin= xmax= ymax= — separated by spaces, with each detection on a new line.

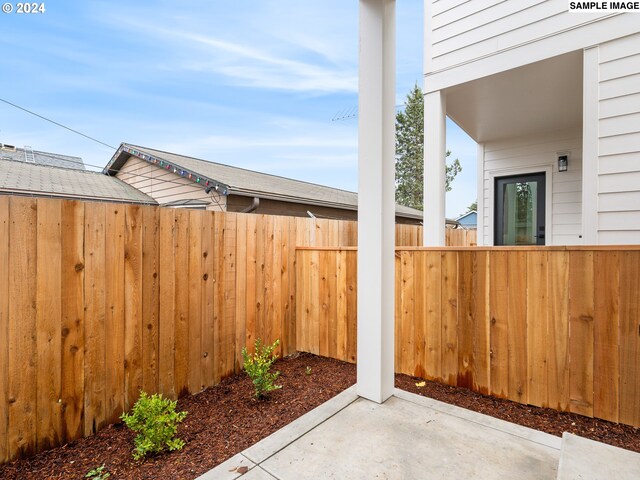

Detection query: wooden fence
xmin=0 ymin=197 xmax=351 ymax=462
xmin=295 ymin=246 xmax=640 ymax=428
xmin=396 ymin=225 xmax=476 ymax=247
xmin=0 ymin=195 xmax=474 ymax=463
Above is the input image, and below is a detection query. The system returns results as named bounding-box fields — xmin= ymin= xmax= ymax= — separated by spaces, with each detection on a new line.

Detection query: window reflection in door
xmin=495 ymin=173 xmax=545 ymax=246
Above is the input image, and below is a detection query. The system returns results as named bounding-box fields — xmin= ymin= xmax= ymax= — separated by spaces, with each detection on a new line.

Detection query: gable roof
xmin=0 ymin=157 xmax=156 ymax=204
xmin=0 ymin=144 xmax=86 ymax=170
xmin=104 ymin=143 xmax=427 ymax=221
xmin=456 ymin=210 xmax=477 ymax=221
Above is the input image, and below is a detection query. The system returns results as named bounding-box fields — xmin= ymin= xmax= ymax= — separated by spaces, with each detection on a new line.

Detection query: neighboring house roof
xmin=0 ymin=143 xmax=86 ymax=170
xmin=456 ymin=210 xmax=477 ymax=226
xmin=0 ymin=157 xmax=156 ymax=204
xmin=104 ymin=143 xmax=442 ymax=222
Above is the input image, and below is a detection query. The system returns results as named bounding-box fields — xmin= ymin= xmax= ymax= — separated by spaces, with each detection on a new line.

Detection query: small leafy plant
xmin=85 ymin=464 xmax=110 ymax=480
xmin=242 ymin=338 xmax=282 ymax=399
xmin=305 ymin=366 xmax=312 ymax=375
xmin=120 ymin=391 xmax=188 ymax=460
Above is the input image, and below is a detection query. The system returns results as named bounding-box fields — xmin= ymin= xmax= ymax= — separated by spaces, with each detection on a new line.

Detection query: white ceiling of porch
xmin=445 ymin=50 xmax=583 ymax=143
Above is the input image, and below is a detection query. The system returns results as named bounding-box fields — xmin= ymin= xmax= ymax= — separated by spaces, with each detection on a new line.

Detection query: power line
xmin=0 ymin=97 xmax=225 ymax=195
xmin=0 ymin=97 xmax=117 ymax=150
xmin=331 ymin=103 xmax=407 ymax=122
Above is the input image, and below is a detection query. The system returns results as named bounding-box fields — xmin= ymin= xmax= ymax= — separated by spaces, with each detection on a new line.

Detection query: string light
xmin=118 ymin=146 xmax=228 ymax=196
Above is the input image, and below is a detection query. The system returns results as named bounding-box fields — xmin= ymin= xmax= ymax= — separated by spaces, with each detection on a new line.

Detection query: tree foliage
xmin=466 ymin=200 xmax=477 ymax=213
xmin=395 ymin=84 xmax=461 ymax=210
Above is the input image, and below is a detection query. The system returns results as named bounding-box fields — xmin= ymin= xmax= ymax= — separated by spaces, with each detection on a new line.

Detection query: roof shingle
xmin=0 ymin=158 xmax=156 ymax=204
xmin=106 ymin=144 xmax=424 ymax=219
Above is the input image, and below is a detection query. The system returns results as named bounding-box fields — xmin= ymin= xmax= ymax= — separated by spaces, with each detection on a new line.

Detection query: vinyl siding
xmin=479 ymin=128 xmax=583 ymax=246
xmin=425 ymin=1 xmax=637 ymax=90
xmin=596 ymin=33 xmax=640 ymax=243
xmin=116 ymin=155 xmax=225 ymax=210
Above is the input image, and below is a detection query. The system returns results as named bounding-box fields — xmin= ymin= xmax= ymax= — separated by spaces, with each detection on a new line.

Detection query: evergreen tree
xmin=395 ymin=84 xmax=461 ymax=210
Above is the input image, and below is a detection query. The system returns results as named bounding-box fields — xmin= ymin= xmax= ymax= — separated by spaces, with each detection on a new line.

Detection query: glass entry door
xmin=495 ymin=173 xmax=546 ymax=246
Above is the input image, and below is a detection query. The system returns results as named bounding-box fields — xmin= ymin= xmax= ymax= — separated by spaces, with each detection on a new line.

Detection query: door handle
xmin=535 ymin=234 xmax=545 ymax=239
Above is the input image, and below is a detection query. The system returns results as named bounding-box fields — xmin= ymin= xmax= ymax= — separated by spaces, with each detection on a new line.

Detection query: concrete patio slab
xmin=200 ymin=386 xmax=563 ymax=479
xmin=238 ymin=466 xmax=278 ymax=480
xmin=393 ymin=388 xmax=561 ymax=450
xmin=242 ymin=385 xmax=358 ymax=464
xmin=262 ymin=394 xmax=560 ymax=479
xmin=557 ymin=432 xmax=640 ymax=480
xmin=196 ymin=453 xmax=255 ymax=480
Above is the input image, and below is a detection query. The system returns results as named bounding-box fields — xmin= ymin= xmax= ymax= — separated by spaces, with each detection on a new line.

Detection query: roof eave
xmin=228 ymin=189 xmax=426 ymax=220
xmin=0 ymin=188 xmax=158 ymax=205
xmin=105 ymin=144 xmax=232 ymax=195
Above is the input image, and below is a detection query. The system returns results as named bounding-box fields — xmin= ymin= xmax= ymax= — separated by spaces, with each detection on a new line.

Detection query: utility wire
xmin=0 ymin=97 xmax=117 ymax=150
xmin=331 ymin=103 xmax=407 ymax=122
xmin=0 ymin=97 xmax=227 ymax=194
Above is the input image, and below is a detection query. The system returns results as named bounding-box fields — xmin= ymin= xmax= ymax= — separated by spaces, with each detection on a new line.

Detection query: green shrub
xmin=120 ymin=391 xmax=188 ymax=460
xmin=85 ymin=464 xmax=110 ymax=480
xmin=242 ymin=338 xmax=282 ymax=398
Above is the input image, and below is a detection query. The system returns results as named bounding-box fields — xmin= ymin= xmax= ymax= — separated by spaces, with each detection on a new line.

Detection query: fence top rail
xmin=295 ymin=245 xmax=640 ymax=252
xmin=296 ymin=246 xmax=358 ymax=251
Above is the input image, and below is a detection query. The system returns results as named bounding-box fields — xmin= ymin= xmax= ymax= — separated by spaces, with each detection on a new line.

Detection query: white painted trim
xmin=423 ymin=90 xmax=447 ymax=246
xmin=487 ymin=163 xmax=554 ymax=246
xmin=425 ymin=14 xmax=638 ymax=92
xmin=424 ymin=0 xmax=434 ymax=76
xmin=476 ymin=142 xmax=485 ymax=245
xmin=356 ymin=0 xmax=396 ymax=404
xmin=582 ymin=46 xmax=599 ymax=245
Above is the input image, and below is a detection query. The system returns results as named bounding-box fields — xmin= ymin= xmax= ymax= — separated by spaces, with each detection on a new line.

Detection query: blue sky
xmin=0 ymin=0 xmax=477 ymax=217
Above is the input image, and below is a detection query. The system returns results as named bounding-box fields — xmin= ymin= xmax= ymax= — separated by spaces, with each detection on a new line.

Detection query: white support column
xmin=357 ymin=0 xmax=395 ymax=404
xmin=582 ymin=46 xmax=599 ymax=245
xmin=424 ymin=91 xmax=447 ymax=246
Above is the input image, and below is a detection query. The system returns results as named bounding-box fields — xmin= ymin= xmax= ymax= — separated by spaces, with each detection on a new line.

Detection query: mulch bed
xmin=0 ymin=353 xmax=356 ymax=480
xmin=1 ymin=355 xmax=638 ymax=479
xmin=396 ymin=373 xmax=640 ymax=453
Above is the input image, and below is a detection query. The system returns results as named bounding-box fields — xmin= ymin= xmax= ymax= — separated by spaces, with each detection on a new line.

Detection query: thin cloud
xmin=101 ymin=14 xmax=357 ymax=94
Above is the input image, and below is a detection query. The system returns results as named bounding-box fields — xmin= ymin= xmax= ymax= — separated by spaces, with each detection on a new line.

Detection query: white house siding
xmin=116 ymin=155 xmax=226 ymax=210
xmin=479 ymin=128 xmax=583 ymax=246
xmin=596 ymin=33 xmax=640 ymax=244
xmin=425 ymin=1 xmax=639 ymax=91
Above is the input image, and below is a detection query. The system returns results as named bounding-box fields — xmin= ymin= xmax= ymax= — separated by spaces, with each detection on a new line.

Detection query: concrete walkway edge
xmin=196 ymin=385 xmax=359 ymax=480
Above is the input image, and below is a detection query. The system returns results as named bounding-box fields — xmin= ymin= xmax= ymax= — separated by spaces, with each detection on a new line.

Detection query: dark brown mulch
xmin=2 ymin=357 xmax=639 ymax=480
xmin=0 ymin=353 xmax=356 ymax=480
xmin=396 ymin=373 xmax=640 ymax=453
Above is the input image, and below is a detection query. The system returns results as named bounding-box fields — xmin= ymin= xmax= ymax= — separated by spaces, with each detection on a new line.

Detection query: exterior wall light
xmin=558 ymin=153 xmax=568 ymax=172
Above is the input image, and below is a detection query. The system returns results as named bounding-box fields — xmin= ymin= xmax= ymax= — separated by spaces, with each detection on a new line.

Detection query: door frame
xmin=487 ymin=164 xmax=553 ymax=246
xmin=494 ymin=172 xmax=546 ymax=246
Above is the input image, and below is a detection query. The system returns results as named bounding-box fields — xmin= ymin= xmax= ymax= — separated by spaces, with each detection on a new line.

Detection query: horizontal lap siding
xmin=480 ymin=129 xmax=583 ymax=246
xmin=295 ymin=247 xmax=640 ymax=428
xmin=116 ymin=155 xmax=225 ymax=209
xmin=428 ymin=0 xmax=614 ymax=73
xmin=597 ymin=33 xmax=640 ymax=243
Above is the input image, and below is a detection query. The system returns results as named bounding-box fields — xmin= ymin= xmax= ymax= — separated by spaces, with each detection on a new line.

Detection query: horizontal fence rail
xmin=295 ymin=246 xmax=640 ymax=428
